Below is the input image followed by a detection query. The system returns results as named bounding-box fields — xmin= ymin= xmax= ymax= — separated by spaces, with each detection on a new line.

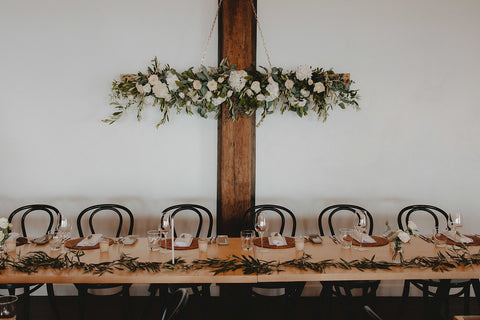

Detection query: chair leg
xmin=464 ymin=284 xmax=470 ymax=315
xmin=23 ymin=285 xmax=31 ymax=320
xmin=78 ymin=286 xmax=87 ymax=320
xmin=317 ymin=282 xmax=333 ymax=320
xmin=471 ymin=279 xmax=480 ymax=312
xmin=46 ymin=283 xmax=61 ymax=320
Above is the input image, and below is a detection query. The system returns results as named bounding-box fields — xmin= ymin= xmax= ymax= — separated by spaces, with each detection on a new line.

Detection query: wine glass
xmin=255 ymin=214 xmax=268 ymax=250
xmin=57 ymin=216 xmax=72 ymax=241
xmin=451 ymin=212 xmax=463 ymax=233
xmin=354 ymin=210 xmax=368 ymax=251
xmin=159 ymin=215 xmax=171 ymax=250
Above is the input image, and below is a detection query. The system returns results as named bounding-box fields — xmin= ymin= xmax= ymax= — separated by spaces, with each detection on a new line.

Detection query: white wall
xmin=1 ymin=0 xmax=480 ymax=296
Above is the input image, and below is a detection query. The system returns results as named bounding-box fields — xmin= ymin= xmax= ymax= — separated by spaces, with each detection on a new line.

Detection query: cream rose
xmin=228 ymin=70 xmax=248 ymax=92
xmin=314 ymin=82 xmax=325 ymax=93
xmin=193 ymin=80 xmax=202 ymax=90
xmin=207 ymin=79 xmax=218 ymax=91
xmin=246 ymin=89 xmax=254 ymax=97
xmin=0 ymin=217 xmax=8 ymax=229
xmin=285 ymin=79 xmax=294 ymax=90
xmin=152 ymin=82 xmax=169 ymax=99
xmin=397 ymin=231 xmax=410 ymax=243
xmin=142 ymin=84 xmax=151 ymax=94
xmin=257 ymin=94 xmax=265 ymax=101
xmin=148 ymin=75 xmax=159 ymax=85
xmin=166 ymin=72 xmax=179 ymax=91
xmin=265 ymin=81 xmax=279 ymax=102
xmin=296 ymin=65 xmax=312 ymax=81
xmin=212 ymin=96 xmax=226 ymax=106
xmin=227 ymin=90 xmax=233 ymax=97
xmin=251 ymin=81 xmax=261 ymax=94
xmin=205 ymin=91 xmax=212 ymax=100
xmin=308 ymin=79 xmax=313 ymax=85
xmin=136 ymin=83 xmax=144 ymax=94
xmin=300 ymin=89 xmax=310 ymax=98
xmin=218 ymin=77 xmax=225 ymax=83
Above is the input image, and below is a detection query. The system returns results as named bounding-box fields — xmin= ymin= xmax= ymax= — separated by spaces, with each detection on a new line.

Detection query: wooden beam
xmin=217 ymin=0 xmax=256 ymax=237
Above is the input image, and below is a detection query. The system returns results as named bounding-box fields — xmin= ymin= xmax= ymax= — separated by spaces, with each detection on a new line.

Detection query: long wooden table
xmin=2 ymin=237 xmax=480 ymax=284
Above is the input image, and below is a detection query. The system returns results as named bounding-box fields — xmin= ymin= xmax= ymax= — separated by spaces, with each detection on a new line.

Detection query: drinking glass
xmin=339 ymin=228 xmax=353 ymax=249
xmin=433 ymin=228 xmax=447 ymax=247
xmin=147 ymin=230 xmax=161 ymax=251
xmin=159 ymin=216 xmax=171 ymax=251
xmin=451 ymin=212 xmax=463 ymax=233
xmin=58 ymin=216 xmax=72 ymax=242
xmin=240 ymin=230 xmax=254 ymax=251
xmin=198 ymin=238 xmax=208 ymax=253
xmin=295 ymin=236 xmax=305 ymax=251
xmin=255 ymin=214 xmax=268 ymax=250
xmin=354 ymin=210 xmax=368 ymax=251
xmin=0 ymin=295 xmax=17 ymax=319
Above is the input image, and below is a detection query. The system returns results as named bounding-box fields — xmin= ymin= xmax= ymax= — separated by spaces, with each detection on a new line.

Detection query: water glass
xmin=4 ymin=238 xmax=16 ymax=253
xmin=295 ymin=236 xmax=305 ymax=251
xmin=433 ymin=228 xmax=447 ymax=247
xmin=339 ymin=228 xmax=353 ymax=249
xmin=49 ymin=234 xmax=62 ymax=251
xmin=240 ymin=230 xmax=254 ymax=251
xmin=147 ymin=230 xmax=161 ymax=251
xmin=0 ymin=295 xmax=17 ymax=319
xmin=198 ymin=238 xmax=208 ymax=252
xmin=99 ymin=239 xmax=110 ymax=253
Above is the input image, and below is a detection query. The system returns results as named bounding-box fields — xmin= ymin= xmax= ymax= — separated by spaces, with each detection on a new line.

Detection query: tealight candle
xmin=295 ymin=236 xmax=304 ymax=251
xmin=198 ymin=238 xmax=208 ymax=253
xmin=99 ymin=239 xmax=109 ymax=253
xmin=5 ymin=240 xmax=16 ymax=253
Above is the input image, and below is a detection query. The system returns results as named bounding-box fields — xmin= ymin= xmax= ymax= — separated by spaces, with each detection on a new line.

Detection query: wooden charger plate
xmin=352 ymin=235 xmax=389 ymax=247
xmin=16 ymin=237 xmax=29 ymax=246
xmin=253 ymin=236 xmax=295 ymax=249
xmin=160 ymin=238 xmax=199 ymax=250
xmin=436 ymin=234 xmax=480 ymax=246
xmin=65 ymin=238 xmax=114 ymax=250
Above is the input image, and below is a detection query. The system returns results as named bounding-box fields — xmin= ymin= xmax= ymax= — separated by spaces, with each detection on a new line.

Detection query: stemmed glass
xmin=354 ymin=210 xmax=368 ymax=251
xmin=450 ymin=212 xmax=463 ymax=233
xmin=255 ymin=214 xmax=268 ymax=250
xmin=159 ymin=215 xmax=171 ymax=250
xmin=57 ymin=216 xmax=71 ymax=241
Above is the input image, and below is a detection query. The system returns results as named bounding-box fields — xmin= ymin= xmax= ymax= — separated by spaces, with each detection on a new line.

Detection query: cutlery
xmin=330 ymin=235 xmax=339 ymax=244
xmin=418 ymin=234 xmax=434 ymax=243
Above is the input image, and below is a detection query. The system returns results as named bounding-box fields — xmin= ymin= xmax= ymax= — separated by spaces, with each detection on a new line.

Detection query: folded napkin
xmin=174 ymin=233 xmax=193 ymax=247
xmin=443 ymin=230 xmax=473 ymax=244
xmin=77 ymin=234 xmax=103 ymax=247
xmin=351 ymin=230 xmax=376 ymax=244
xmin=268 ymin=232 xmax=287 ymax=246
xmin=8 ymin=232 xmax=20 ymax=240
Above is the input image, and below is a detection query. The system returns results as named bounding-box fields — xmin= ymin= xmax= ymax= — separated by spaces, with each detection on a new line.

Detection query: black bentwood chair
xmin=397 ymin=205 xmax=480 ymax=319
xmin=2 ymin=204 xmax=61 ymax=320
xmin=317 ymin=204 xmax=379 ymax=320
xmin=142 ymin=204 xmax=213 ymax=320
xmin=74 ymin=204 xmax=134 ymax=320
xmin=242 ymin=204 xmax=305 ymax=319
xmin=363 ymin=305 xmax=384 ymax=320
xmin=161 ymin=288 xmax=189 ymax=320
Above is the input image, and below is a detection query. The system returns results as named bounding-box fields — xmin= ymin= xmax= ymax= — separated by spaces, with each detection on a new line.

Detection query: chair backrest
xmin=318 ymin=204 xmax=374 ymax=236
xmin=363 ymin=305 xmax=384 ymax=320
xmin=161 ymin=288 xmax=189 ymax=320
xmin=77 ymin=204 xmax=134 ymax=237
xmin=397 ymin=204 xmax=450 ymax=233
xmin=242 ymin=204 xmax=297 ymax=236
xmin=161 ymin=204 xmax=213 ymax=238
xmin=8 ymin=204 xmax=61 ymax=237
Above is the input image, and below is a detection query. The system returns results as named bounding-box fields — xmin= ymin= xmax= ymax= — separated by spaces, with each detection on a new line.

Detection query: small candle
xmin=99 ymin=239 xmax=109 ymax=253
xmin=198 ymin=238 xmax=208 ymax=253
xmin=295 ymin=236 xmax=304 ymax=251
xmin=5 ymin=240 xmax=16 ymax=253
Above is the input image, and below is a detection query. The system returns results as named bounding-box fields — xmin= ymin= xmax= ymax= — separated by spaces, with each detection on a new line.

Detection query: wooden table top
xmin=2 ymin=237 xmax=480 ymax=284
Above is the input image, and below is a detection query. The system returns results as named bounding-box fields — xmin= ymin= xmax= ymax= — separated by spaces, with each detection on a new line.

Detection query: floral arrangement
xmin=0 ymin=217 xmax=12 ymax=246
xmin=106 ymin=58 xmax=359 ymax=127
xmin=384 ymin=221 xmax=418 ymax=262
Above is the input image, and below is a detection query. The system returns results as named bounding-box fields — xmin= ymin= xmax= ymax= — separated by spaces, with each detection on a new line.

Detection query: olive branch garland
xmin=1 ymin=247 xmax=479 ymax=276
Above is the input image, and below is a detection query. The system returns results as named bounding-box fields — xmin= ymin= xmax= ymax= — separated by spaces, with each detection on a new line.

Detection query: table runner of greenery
xmin=1 ymin=247 xmax=479 ymax=276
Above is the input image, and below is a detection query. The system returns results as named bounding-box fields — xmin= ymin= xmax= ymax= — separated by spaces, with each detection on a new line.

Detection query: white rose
xmin=142 ymin=84 xmax=151 ymax=94
xmin=285 ymin=79 xmax=294 ymax=90
xmin=397 ymin=231 xmax=410 ymax=243
xmin=0 ymin=217 xmax=8 ymax=229
xmin=314 ymin=82 xmax=325 ymax=93
xmin=179 ymin=92 xmax=185 ymax=99
xmin=257 ymin=94 xmax=265 ymax=101
xmin=296 ymin=65 xmax=312 ymax=81
xmin=300 ymin=89 xmax=310 ymax=98
xmin=308 ymin=79 xmax=313 ymax=85
xmin=144 ymin=95 xmax=154 ymax=105
xmin=298 ymin=99 xmax=307 ymax=107
xmin=407 ymin=221 xmax=418 ymax=231
xmin=250 ymin=81 xmax=261 ymax=94
xmin=205 ymin=91 xmax=212 ymax=101
xmin=265 ymin=81 xmax=279 ymax=101
xmin=228 ymin=70 xmax=248 ymax=92
xmin=227 ymin=90 xmax=233 ymax=97
xmin=136 ymin=83 xmax=144 ymax=94
xmin=246 ymin=89 xmax=254 ymax=97
xmin=218 ymin=77 xmax=225 ymax=83
xmin=212 ymin=96 xmax=226 ymax=106
xmin=166 ymin=72 xmax=179 ymax=92
xmin=152 ymin=82 xmax=169 ymax=99
xmin=164 ymin=94 xmax=171 ymax=102
xmin=193 ymin=80 xmax=202 ymax=90
xmin=148 ymin=75 xmax=159 ymax=85
xmin=207 ymin=79 xmax=218 ymax=91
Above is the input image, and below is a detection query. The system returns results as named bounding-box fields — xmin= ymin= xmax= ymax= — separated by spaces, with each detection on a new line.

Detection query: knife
xmin=418 ymin=234 xmax=434 ymax=243
xmin=330 ymin=235 xmax=340 ymax=244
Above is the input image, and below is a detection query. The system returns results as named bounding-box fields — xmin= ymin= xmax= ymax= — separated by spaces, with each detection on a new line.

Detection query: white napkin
xmin=8 ymin=232 xmax=20 ymax=240
xmin=443 ymin=230 xmax=473 ymax=244
xmin=268 ymin=232 xmax=287 ymax=246
xmin=77 ymin=234 xmax=103 ymax=247
xmin=174 ymin=233 xmax=193 ymax=247
xmin=351 ymin=230 xmax=376 ymax=243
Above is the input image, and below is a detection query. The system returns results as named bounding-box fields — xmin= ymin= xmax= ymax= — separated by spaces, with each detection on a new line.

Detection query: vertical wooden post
xmin=217 ymin=0 xmax=256 ymax=237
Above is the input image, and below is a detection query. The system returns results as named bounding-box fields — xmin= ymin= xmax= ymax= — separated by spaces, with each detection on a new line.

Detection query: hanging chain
xmin=201 ymin=0 xmax=272 ymax=70
xmin=248 ymin=0 xmax=272 ymax=70
xmin=200 ymin=0 xmax=224 ymax=67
